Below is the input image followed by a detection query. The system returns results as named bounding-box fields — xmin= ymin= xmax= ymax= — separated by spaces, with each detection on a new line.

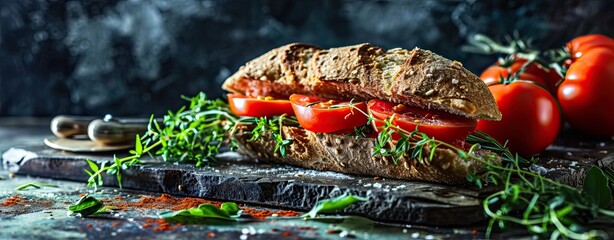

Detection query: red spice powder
xmin=111 ymin=193 xmax=219 ymax=211
xmin=242 ymin=208 xmax=301 ymax=219
xmin=0 ymin=194 xmax=28 ymax=206
xmin=102 ymin=193 xmax=301 ymax=232
xmin=152 ymin=218 xmax=177 ymax=232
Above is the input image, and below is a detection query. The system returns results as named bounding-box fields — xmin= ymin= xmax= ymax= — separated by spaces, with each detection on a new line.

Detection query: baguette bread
xmin=232 ymin=125 xmax=497 ymax=184
xmin=223 ymin=43 xmax=502 ymax=120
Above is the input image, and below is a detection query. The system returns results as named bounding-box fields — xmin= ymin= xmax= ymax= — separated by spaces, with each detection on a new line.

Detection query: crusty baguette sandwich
xmin=222 ymin=43 xmax=502 ymax=184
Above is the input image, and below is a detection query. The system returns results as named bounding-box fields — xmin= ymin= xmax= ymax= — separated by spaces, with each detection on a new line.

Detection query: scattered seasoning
xmin=143 ymin=223 xmax=151 ymax=228
xmin=86 ymin=224 xmax=93 ymax=228
xmin=296 ymin=226 xmax=317 ymax=231
xmin=242 ymin=208 xmax=300 ymax=219
xmin=1 ymin=194 xmax=28 ymax=206
xmin=207 ymin=232 xmax=216 ymax=238
xmin=280 ymin=231 xmax=292 ymax=237
xmin=111 ymin=222 xmax=120 ymax=227
xmin=152 ymin=219 xmax=177 ymax=232
xmin=108 ymin=193 xmax=219 ymax=211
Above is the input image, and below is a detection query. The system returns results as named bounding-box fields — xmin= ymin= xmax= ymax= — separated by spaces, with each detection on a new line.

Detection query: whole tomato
xmin=480 ymin=56 xmax=558 ymax=92
xmin=558 ymin=46 xmax=614 ymax=137
xmin=477 ymin=81 xmax=561 ymax=156
xmin=566 ymin=34 xmax=614 ymax=60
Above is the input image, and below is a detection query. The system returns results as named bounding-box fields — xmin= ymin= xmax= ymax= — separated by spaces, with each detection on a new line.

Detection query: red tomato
xmin=227 ymin=94 xmax=294 ymax=117
xmin=477 ymin=81 xmax=561 ymax=156
xmin=289 ymin=94 xmax=368 ymax=133
xmin=566 ymin=34 xmax=614 ymax=60
xmin=480 ymin=56 xmax=552 ymax=89
xmin=367 ymin=99 xmax=478 ymax=144
xmin=558 ymin=48 xmax=614 ymax=137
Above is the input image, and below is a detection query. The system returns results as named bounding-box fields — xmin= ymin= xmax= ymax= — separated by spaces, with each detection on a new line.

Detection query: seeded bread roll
xmin=223 ymin=43 xmax=502 ymax=120
xmin=232 ymin=126 xmax=498 ymax=184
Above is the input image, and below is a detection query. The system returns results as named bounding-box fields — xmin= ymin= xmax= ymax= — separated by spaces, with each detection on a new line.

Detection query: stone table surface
xmin=1 ymin=117 xmax=613 ymax=239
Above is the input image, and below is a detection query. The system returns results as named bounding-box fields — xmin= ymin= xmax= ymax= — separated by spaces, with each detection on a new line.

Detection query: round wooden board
xmin=44 ymin=138 xmax=132 ymax=152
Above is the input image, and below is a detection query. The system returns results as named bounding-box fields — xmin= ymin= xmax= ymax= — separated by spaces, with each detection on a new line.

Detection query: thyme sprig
xmin=357 ymin=105 xmax=613 ymax=239
xmin=84 ymin=92 xmax=297 ymax=189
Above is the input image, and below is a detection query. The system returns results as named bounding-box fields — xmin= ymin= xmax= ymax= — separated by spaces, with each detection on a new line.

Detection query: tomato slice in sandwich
xmin=289 ymin=94 xmax=369 ymax=133
xmin=227 ymin=94 xmax=295 ymax=117
xmin=367 ymin=99 xmax=477 ymax=144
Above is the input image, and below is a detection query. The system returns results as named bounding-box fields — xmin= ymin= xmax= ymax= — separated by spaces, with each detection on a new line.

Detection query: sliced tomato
xmin=289 ymin=94 xmax=368 ymax=133
xmin=227 ymin=94 xmax=294 ymax=117
xmin=367 ymin=99 xmax=478 ymax=144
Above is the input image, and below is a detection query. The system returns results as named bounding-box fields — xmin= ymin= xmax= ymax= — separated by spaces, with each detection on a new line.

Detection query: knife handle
xmin=87 ymin=119 xmax=149 ymax=145
xmin=50 ymin=115 xmax=96 ymax=138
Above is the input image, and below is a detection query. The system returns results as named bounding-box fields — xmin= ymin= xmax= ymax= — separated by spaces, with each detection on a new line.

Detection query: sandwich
xmin=222 ymin=43 xmax=502 ymax=184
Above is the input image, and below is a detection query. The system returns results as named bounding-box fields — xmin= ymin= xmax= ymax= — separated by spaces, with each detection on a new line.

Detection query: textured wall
xmin=1 ymin=0 xmax=613 ymax=116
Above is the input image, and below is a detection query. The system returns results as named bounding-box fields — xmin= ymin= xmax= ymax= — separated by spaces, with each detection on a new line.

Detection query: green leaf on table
xmin=303 ymin=194 xmax=368 ymax=218
xmin=159 ymin=202 xmax=241 ymax=223
xmin=15 ymin=181 xmax=59 ymax=191
xmin=583 ymin=166 xmax=612 ymax=209
xmin=68 ymin=195 xmax=104 ymax=217
xmin=135 ymin=134 xmax=143 ymax=156
xmin=220 ymin=202 xmax=241 ymax=217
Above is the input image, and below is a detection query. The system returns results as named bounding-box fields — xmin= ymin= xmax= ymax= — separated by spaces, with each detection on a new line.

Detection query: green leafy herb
xmin=362 ymin=106 xmax=614 ymax=239
xmin=15 ymin=181 xmax=59 ymax=191
xmin=583 ymin=166 xmax=612 ymax=208
xmin=68 ymin=195 xmax=104 ymax=217
xmin=159 ymin=202 xmax=241 ymax=223
xmin=84 ymin=93 xmax=304 ymax=189
xmin=303 ymin=194 xmax=368 ymax=218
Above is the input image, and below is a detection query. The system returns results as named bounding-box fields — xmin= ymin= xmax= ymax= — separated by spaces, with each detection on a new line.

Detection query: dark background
xmin=1 ymin=0 xmax=613 ymax=117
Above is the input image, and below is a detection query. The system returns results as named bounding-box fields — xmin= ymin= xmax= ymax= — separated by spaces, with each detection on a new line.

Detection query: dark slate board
xmin=2 ymin=144 xmax=486 ymax=226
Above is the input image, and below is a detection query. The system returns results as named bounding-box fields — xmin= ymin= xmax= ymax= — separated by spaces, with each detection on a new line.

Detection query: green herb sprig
xmin=84 ymin=93 xmax=298 ymax=189
xmin=361 ymin=105 xmax=614 ymax=239
xmin=15 ymin=181 xmax=59 ymax=191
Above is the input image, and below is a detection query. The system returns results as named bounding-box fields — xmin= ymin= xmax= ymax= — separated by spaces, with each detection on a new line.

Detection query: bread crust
xmin=232 ymin=125 xmax=498 ymax=184
xmin=223 ymin=43 xmax=502 ymax=120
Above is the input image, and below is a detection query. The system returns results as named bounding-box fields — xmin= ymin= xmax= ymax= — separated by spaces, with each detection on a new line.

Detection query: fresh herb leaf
xmin=68 ymin=195 xmax=104 ymax=217
xmin=15 ymin=181 xmax=59 ymax=191
xmin=135 ymin=134 xmax=143 ymax=156
xmin=159 ymin=202 xmax=241 ymax=223
xmin=583 ymin=166 xmax=612 ymax=209
xmin=303 ymin=194 xmax=368 ymax=218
